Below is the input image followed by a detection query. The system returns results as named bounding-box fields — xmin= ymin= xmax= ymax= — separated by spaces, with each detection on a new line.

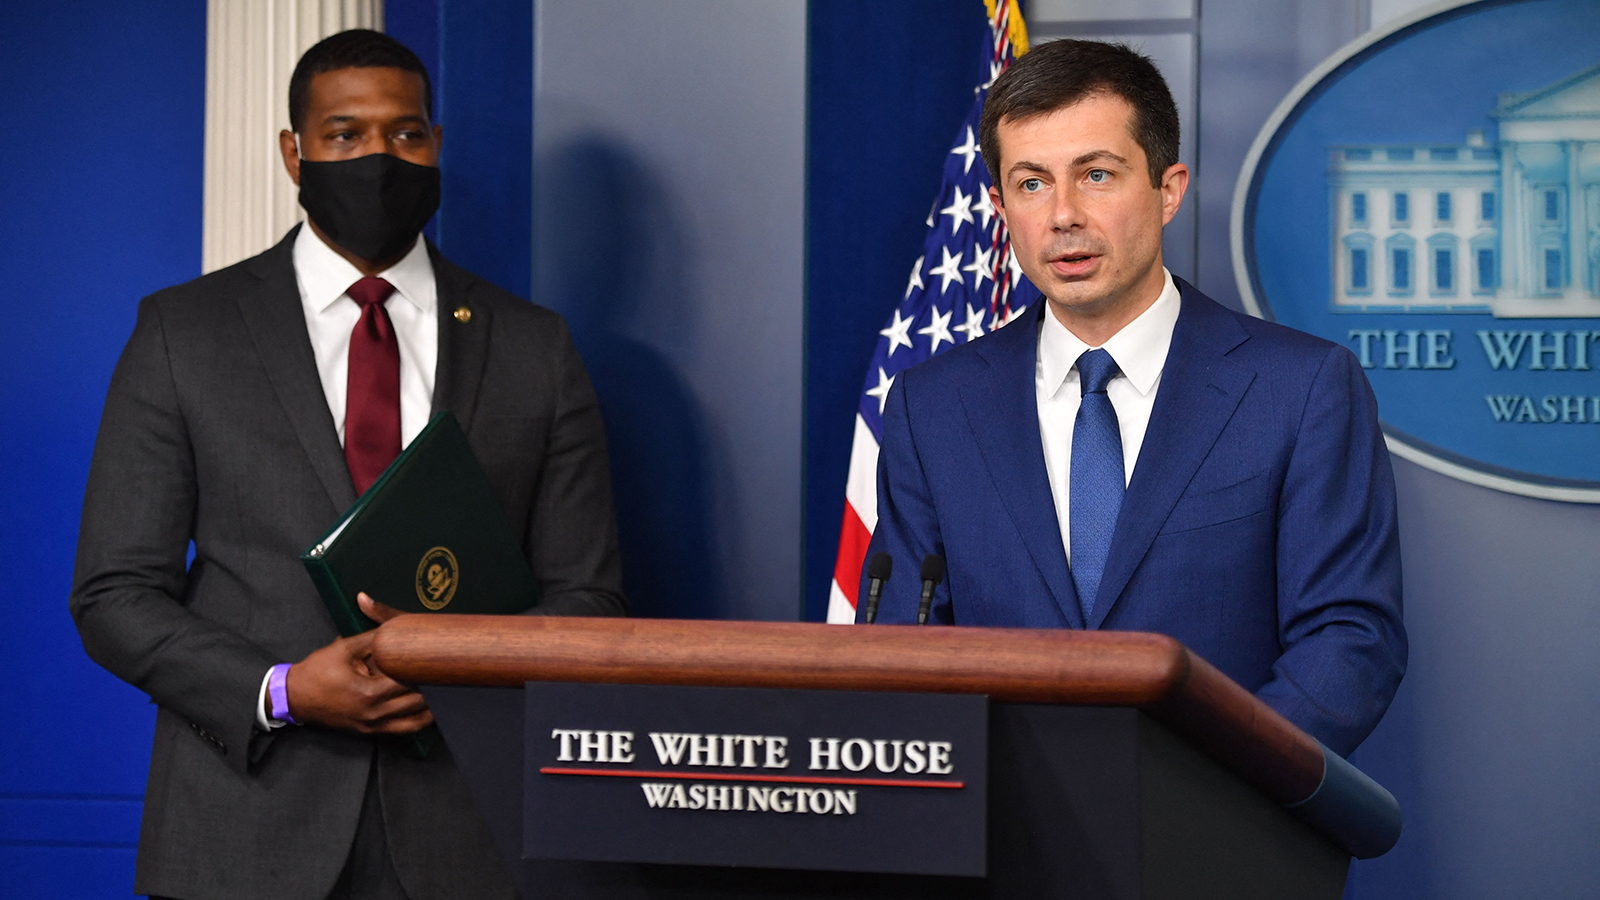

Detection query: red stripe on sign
xmin=539 ymin=767 xmax=963 ymax=790
xmin=832 ymin=502 xmax=873 ymax=607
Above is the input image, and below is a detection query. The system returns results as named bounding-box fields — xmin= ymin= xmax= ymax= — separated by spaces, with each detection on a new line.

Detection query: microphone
xmin=862 ymin=553 xmax=893 ymax=624
xmin=916 ymin=554 xmax=946 ymax=625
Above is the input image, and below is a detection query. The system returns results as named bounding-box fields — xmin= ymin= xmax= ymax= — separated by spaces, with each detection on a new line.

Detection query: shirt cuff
xmin=256 ymin=665 xmax=289 ymax=731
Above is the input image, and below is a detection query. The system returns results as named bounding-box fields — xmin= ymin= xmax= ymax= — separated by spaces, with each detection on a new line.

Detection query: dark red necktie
xmin=344 ymin=276 xmax=400 ymax=495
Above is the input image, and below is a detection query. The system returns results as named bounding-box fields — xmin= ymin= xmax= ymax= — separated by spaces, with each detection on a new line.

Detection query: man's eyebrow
xmin=1004 ymin=160 xmax=1051 ymax=179
xmin=1071 ymin=149 xmax=1130 ymax=168
xmin=1004 ymin=150 xmax=1131 ymax=179
xmin=317 ymin=113 xmax=431 ymax=127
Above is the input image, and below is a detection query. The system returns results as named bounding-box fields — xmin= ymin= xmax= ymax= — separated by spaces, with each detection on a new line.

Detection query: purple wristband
xmin=268 ymin=663 xmax=297 ymax=725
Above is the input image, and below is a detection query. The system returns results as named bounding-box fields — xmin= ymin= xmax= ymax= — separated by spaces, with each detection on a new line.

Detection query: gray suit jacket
xmin=70 ymin=227 xmax=627 ymax=900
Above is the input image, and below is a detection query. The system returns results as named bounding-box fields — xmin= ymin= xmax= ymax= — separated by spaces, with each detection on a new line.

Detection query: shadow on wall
xmin=534 ymin=136 xmax=725 ymax=620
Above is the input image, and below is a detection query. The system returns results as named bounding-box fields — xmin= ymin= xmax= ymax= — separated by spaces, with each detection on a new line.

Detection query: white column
xmin=1567 ymin=141 xmax=1587 ymax=298
xmin=202 ymin=0 xmax=384 ymax=273
xmin=1513 ymin=160 xmax=1529 ymax=296
xmin=1500 ymin=146 xmax=1519 ymax=297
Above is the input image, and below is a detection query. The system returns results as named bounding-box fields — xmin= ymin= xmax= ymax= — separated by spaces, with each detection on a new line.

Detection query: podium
xmin=372 ymin=616 xmax=1399 ymax=899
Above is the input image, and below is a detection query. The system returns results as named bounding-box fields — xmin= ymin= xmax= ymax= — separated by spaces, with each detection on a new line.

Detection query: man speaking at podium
xmin=863 ymin=40 xmax=1406 ymax=758
xmin=70 ymin=30 xmax=625 ymax=900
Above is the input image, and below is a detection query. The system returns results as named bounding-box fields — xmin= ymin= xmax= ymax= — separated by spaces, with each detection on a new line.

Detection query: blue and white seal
xmin=1233 ymin=0 xmax=1600 ymax=501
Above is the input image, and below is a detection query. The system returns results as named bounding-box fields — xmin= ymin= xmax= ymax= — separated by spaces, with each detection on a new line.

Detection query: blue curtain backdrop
xmin=0 ymin=2 xmax=205 ymax=895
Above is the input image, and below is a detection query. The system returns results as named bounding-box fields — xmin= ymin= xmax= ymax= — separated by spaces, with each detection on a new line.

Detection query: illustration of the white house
xmin=1329 ymin=62 xmax=1600 ymax=317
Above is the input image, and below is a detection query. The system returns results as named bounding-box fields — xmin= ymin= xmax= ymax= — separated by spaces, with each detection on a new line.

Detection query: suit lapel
xmin=428 ymin=247 xmax=492 ymax=435
xmin=1087 ymin=281 xmax=1255 ymax=629
xmin=235 ymin=226 xmax=358 ymax=514
xmin=961 ymin=308 xmax=1084 ymax=628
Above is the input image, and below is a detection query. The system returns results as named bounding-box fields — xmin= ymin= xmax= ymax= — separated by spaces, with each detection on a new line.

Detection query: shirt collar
xmin=292 ymin=225 xmax=436 ymax=315
xmin=1038 ymin=268 xmax=1181 ymax=398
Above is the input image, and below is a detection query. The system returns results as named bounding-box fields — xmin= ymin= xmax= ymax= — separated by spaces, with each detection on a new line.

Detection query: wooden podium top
xmin=373 ymin=616 xmax=1326 ymax=807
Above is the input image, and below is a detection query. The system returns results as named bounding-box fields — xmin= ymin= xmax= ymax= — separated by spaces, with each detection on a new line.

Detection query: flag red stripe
xmin=832 ymin=502 xmax=873 ymax=608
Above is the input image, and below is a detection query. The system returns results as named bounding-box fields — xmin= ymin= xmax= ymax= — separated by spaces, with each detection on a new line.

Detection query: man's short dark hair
xmin=288 ymin=29 xmax=432 ymax=131
xmin=979 ymin=39 xmax=1179 ymax=190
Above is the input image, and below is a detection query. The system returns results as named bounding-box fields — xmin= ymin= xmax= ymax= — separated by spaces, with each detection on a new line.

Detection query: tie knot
xmin=1076 ymin=348 xmax=1120 ymax=396
xmin=347 ymin=276 xmax=396 ymax=309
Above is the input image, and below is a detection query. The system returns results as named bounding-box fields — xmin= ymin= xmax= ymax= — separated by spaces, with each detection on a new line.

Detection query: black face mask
xmin=297 ymin=152 xmax=441 ymax=263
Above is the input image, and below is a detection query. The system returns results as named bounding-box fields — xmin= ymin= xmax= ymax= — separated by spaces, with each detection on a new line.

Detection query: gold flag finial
xmin=982 ymin=0 xmax=1030 ymax=56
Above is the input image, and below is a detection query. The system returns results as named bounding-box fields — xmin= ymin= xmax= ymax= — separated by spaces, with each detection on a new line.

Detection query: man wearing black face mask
xmin=70 ymin=30 xmax=625 ymax=900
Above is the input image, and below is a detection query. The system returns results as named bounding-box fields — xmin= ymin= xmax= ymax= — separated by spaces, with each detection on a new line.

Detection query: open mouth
xmin=1050 ymin=253 xmax=1099 ymax=275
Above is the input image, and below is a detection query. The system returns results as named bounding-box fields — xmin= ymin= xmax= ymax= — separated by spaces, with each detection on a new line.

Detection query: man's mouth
xmin=1049 ymin=253 xmax=1100 ymax=276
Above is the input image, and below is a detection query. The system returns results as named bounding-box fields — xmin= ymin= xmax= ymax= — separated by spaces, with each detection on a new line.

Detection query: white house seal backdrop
xmin=1234 ymin=0 xmax=1600 ymax=502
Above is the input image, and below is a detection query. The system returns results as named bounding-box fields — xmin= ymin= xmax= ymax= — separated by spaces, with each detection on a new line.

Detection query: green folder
xmin=303 ymin=411 xmax=540 ymax=629
xmin=301 ymin=411 xmax=540 ymax=755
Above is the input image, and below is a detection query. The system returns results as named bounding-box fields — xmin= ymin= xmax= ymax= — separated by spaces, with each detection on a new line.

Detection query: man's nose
xmin=1051 ymin=186 xmax=1086 ymax=230
xmin=375 ymin=133 xmax=406 ymax=156
xmin=350 ymin=131 xmax=401 ymax=156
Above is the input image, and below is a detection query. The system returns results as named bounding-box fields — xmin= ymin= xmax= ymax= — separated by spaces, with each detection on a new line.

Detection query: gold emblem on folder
xmin=415 ymin=546 xmax=460 ymax=610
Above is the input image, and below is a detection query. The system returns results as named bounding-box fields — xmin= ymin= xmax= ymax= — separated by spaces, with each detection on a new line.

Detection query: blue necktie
xmin=1070 ymin=348 xmax=1125 ymax=622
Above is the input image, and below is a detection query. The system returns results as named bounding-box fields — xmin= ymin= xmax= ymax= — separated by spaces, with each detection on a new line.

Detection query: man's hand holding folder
xmin=286 ymin=413 xmax=541 ymax=752
xmin=271 ymin=592 xmax=432 ymax=735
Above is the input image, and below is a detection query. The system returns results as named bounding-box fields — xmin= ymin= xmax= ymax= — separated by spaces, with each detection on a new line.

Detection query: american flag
xmin=827 ymin=0 xmax=1041 ymax=623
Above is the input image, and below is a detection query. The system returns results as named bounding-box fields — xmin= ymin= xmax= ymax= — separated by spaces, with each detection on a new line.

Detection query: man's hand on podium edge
xmin=284 ymin=592 xmax=432 ymax=734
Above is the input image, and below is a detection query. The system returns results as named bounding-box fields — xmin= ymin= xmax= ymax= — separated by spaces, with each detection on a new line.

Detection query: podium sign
xmin=523 ymin=682 xmax=988 ymax=876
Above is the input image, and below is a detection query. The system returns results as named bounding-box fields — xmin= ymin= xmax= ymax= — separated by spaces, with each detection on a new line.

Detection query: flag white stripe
xmin=826 ymin=582 xmax=857 ymax=624
xmin=844 ymin=415 xmax=881 ymax=530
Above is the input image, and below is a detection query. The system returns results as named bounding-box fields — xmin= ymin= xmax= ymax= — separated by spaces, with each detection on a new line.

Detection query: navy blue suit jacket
xmin=861 ymin=278 xmax=1406 ymax=757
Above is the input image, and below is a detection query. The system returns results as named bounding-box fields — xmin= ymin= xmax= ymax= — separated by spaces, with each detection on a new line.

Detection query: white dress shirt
xmin=292 ymin=225 xmax=439 ymax=449
xmin=257 ymin=226 xmax=441 ymax=729
xmin=1036 ymin=268 xmax=1181 ymax=564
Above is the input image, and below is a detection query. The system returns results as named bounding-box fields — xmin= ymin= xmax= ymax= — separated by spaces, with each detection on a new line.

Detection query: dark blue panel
xmin=386 ymin=0 xmax=441 ymax=105
xmin=386 ymin=0 xmax=443 ymax=245
xmin=0 ymin=795 xmax=142 ymax=844
xmin=803 ymin=1 xmax=989 ymax=621
xmin=435 ymin=0 xmax=532 ymax=299
xmin=0 ymin=846 xmax=141 ymax=900
xmin=0 ymin=0 xmax=206 ymax=895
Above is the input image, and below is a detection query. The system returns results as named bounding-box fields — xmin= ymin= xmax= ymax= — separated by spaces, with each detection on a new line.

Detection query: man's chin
xmin=1040 ymin=283 xmax=1115 ymax=316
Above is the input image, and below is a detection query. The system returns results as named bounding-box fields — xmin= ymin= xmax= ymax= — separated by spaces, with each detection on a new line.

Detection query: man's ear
xmin=1158 ymin=163 xmax=1189 ymax=226
xmin=988 ymin=184 xmax=1005 ymax=222
xmin=279 ymin=129 xmax=301 ymax=187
